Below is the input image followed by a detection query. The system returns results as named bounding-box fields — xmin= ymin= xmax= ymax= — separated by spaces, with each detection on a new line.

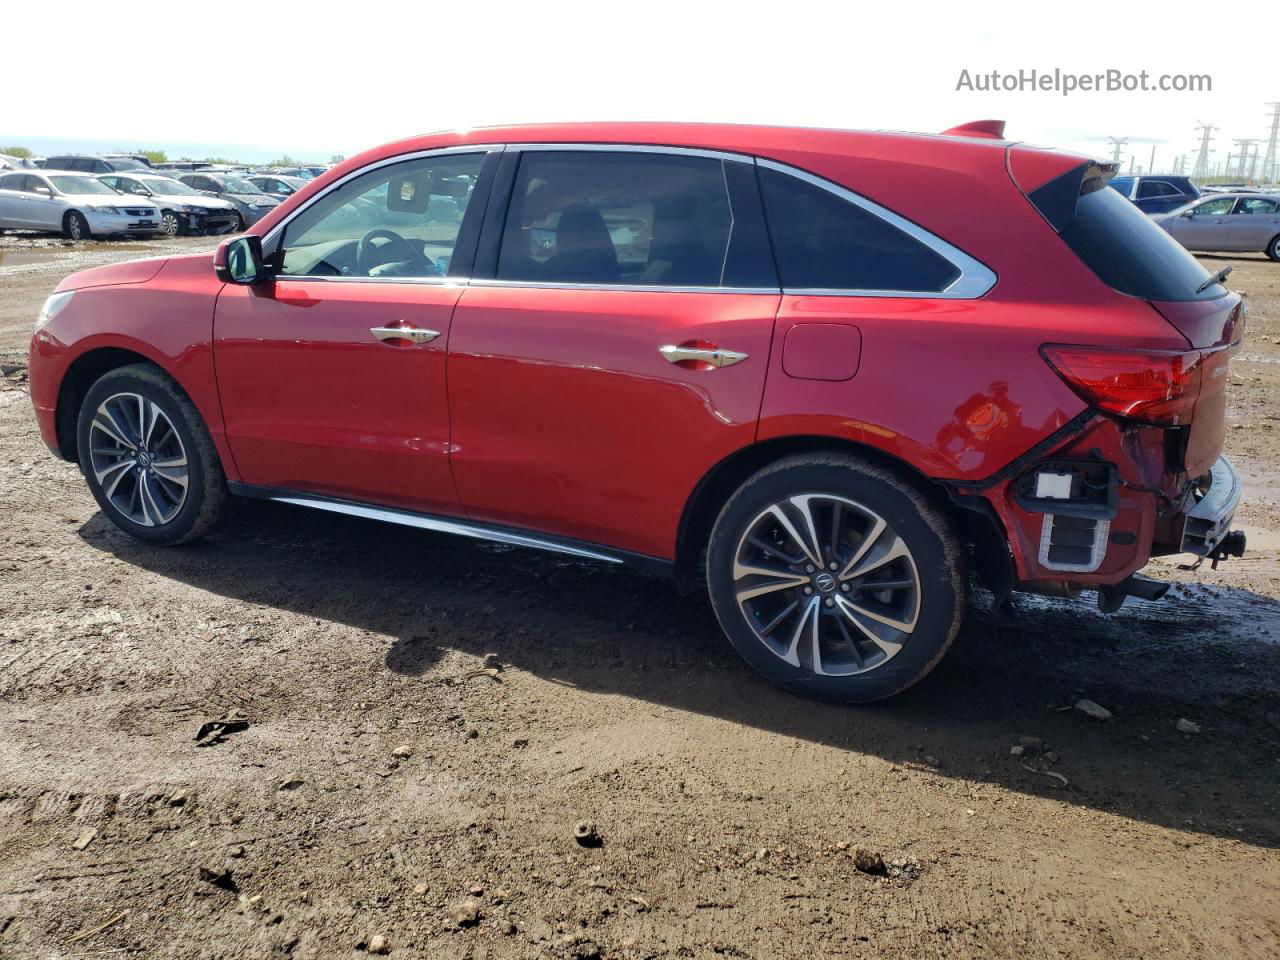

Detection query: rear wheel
xmin=706 ymin=453 xmax=966 ymax=702
xmin=76 ymin=364 xmax=231 ymax=545
xmin=1267 ymin=233 xmax=1280 ymax=262
xmin=64 ymin=211 xmax=89 ymax=241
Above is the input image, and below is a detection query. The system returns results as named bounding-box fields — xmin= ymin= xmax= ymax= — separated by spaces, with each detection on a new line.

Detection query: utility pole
xmin=1192 ymin=121 xmax=1215 ymax=179
xmin=1106 ymin=136 xmax=1128 ymax=167
xmin=1263 ymin=102 xmax=1280 ymax=184
xmin=1233 ymin=139 xmax=1258 ymax=180
xmin=1149 ymin=144 xmax=1157 ymax=175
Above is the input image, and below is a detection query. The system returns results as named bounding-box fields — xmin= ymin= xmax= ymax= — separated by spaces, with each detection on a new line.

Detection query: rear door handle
xmin=659 ymin=344 xmax=749 ymax=368
xmin=370 ymin=326 xmax=440 ymax=345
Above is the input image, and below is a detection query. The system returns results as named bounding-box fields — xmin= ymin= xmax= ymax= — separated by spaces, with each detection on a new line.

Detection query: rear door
xmin=1227 ymin=196 xmax=1280 ymax=251
xmin=214 ymin=149 xmax=496 ymax=514
xmin=447 ymin=147 xmax=779 ymax=558
xmin=0 ymin=174 xmax=33 ymax=226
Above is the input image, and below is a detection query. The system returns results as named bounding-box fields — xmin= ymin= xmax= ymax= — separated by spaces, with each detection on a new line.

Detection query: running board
xmin=269 ymin=494 xmax=623 ymax=564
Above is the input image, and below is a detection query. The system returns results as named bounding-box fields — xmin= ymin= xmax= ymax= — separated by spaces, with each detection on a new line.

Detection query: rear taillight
xmin=1041 ymin=345 xmax=1203 ymax=425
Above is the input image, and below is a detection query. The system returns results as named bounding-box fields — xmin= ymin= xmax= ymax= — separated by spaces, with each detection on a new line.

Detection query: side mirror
xmin=215 ymin=235 xmax=266 ymax=285
xmin=1181 ymin=209 xmax=1196 ymax=218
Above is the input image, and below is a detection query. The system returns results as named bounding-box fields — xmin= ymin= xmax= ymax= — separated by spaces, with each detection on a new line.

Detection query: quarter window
xmin=1138 ymin=180 xmax=1182 ymax=199
xmin=497 ymin=151 xmax=734 ymax=287
xmin=279 ymin=152 xmax=484 ymax=279
xmin=759 ymin=167 xmax=961 ymax=293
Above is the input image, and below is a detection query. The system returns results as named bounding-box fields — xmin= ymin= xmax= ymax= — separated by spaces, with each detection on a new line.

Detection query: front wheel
xmin=64 ymin=211 xmax=90 ymax=241
xmin=159 ymin=210 xmax=183 ymax=237
xmin=77 ymin=364 xmax=232 ymax=545
xmin=706 ymin=453 xmax=967 ymax=703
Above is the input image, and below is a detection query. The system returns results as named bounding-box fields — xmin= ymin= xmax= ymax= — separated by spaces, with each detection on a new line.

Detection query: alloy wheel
xmin=67 ymin=216 xmax=83 ymax=240
xmin=732 ymin=494 xmax=921 ymax=676
xmin=161 ymin=213 xmax=180 ymax=236
xmin=88 ymin=392 xmax=189 ymax=527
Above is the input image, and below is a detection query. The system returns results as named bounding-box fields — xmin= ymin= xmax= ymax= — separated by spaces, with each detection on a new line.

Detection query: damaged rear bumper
xmin=1181 ymin=456 xmax=1241 ymax=557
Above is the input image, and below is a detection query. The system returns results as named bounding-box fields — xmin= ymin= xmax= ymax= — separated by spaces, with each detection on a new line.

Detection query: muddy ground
xmin=0 ymin=232 xmax=1277 ymax=959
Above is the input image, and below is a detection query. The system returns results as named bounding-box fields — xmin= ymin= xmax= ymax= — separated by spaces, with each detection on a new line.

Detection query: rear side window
xmin=0 ymin=174 xmax=23 ymax=191
xmin=497 ymin=151 xmax=735 ymax=287
xmin=1056 ymin=178 xmax=1223 ymax=301
xmin=759 ymin=167 xmax=961 ymax=293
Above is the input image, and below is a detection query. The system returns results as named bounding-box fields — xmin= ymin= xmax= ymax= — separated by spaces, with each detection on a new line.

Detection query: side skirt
xmin=227 ymin=482 xmax=677 ymax=581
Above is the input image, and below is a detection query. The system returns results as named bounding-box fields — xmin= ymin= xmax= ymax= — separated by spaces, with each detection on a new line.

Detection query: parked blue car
xmin=1109 ymin=175 xmax=1202 ymax=214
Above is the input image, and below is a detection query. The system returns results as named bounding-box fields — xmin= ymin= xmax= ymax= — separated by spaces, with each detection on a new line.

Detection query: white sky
xmin=3 ymin=0 xmax=1276 ymax=173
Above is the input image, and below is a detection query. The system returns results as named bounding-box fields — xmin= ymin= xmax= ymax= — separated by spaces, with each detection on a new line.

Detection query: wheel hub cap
xmin=88 ymin=392 xmax=189 ymax=527
xmin=732 ymin=494 xmax=921 ymax=677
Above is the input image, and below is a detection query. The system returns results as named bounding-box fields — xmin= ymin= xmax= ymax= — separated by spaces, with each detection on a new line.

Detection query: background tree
xmin=1 ymin=146 xmax=32 ymax=159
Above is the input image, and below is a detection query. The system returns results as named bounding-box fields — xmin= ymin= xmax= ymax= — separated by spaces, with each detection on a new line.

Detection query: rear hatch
xmin=1010 ymin=148 xmax=1243 ymax=477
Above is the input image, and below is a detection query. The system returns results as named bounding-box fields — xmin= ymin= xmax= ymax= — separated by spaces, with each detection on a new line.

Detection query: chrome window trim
xmin=274 ymin=274 xmax=468 ymax=287
xmin=505 ymin=142 xmax=754 ymax=165
xmin=470 ymin=279 xmax=778 ymax=295
xmin=756 ymin=158 xmax=997 ymax=300
xmin=261 ymin=144 xmax=503 ymax=250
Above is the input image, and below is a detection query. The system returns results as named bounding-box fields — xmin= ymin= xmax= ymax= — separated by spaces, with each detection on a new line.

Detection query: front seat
xmin=545 ymin=205 xmax=618 ymax=283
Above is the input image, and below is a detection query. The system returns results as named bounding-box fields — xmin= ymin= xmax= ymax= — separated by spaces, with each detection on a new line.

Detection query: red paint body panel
xmin=213 ymin=279 xmax=463 ymax=514
xmin=447 ymin=286 xmax=778 ymax=557
xmin=759 ymin=294 xmax=1185 ymax=482
xmin=27 ymin=122 xmax=1241 ymax=589
xmin=30 ymin=254 xmax=237 ymax=477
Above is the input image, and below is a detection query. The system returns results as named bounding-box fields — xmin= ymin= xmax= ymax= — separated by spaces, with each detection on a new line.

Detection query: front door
xmin=214 ymin=149 xmax=494 ymax=515
xmin=448 ymin=148 xmax=780 ymax=558
xmin=1169 ymin=196 xmax=1235 ymax=249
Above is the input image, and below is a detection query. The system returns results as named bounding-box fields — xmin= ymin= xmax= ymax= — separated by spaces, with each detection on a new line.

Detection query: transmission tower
xmin=1233 ymin=140 xmax=1258 ymax=179
xmin=1106 ymin=136 xmax=1128 ymax=167
xmin=1192 ymin=121 xmax=1216 ymax=179
xmin=1263 ymin=102 xmax=1280 ymax=183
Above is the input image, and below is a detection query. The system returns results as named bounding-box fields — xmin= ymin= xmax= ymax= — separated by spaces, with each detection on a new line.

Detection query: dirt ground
xmin=1 ymin=232 xmax=1278 ymax=960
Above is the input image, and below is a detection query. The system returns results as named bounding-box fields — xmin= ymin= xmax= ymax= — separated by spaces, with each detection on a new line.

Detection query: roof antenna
xmin=940 ymin=120 xmax=1006 ymax=140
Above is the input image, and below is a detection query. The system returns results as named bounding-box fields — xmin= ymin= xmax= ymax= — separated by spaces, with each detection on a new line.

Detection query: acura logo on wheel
xmin=815 ymin=573 xmax=836 ymax=593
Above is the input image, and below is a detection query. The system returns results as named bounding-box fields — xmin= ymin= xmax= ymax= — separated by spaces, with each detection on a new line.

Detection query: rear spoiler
xmin=1011 ymin=151 xmax=1119 ymax=234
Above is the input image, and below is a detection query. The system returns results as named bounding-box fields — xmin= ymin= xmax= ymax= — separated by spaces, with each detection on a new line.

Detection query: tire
xmin=232 ymin=212 xmax=245 ymax=232
xmin=1267 ymin=233 xmax=1280 ymax=262
xmin=76 ymin=364 xmax=231 ymax=545
xmin=64 ymin=211 xmax=90 ymax=241
xmin=706 ymin=453 xmax=967 ymax=703
xmin=159 ymin=210 xmax=183 ymax=237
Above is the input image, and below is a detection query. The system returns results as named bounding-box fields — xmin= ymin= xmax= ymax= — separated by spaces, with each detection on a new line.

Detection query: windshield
xmin=1108 ymin=177 xmax=1135 ymax=197
xmin=144 ymin=178 xmax=201 ymax=196
xmin=49 ymin=175 xmax=116 ymax=195
xmin=216 ymin=176 xmax=264 ymax=194
xmin=1060 ymin=179 xmax=1223 ymax=301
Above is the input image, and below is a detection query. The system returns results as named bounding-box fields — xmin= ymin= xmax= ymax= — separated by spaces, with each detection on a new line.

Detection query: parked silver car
xmin=98 ymin=172 xmax=239 ymax=237
xmin=0 ymin=171 xmax=159 ymax=240
xmin=1153 ymin=193 xmax=1280 ymax=261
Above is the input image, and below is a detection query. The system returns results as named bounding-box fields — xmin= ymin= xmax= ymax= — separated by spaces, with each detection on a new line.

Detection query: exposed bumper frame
xmin=1181 ymin=456 xmax=1241 ymax=557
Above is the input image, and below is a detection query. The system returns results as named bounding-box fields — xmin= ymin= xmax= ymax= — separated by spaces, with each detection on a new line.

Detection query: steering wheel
xmin=355 ymin=229 xmax=432 ymax=277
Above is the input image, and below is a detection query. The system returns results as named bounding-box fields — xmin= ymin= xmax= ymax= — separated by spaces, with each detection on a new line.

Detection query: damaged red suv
xmin=28 ymin=121 xmax=1246 ymax=701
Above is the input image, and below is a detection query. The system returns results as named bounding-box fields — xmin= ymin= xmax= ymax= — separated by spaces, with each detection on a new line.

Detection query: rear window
xmin=1056 ymin=178 xmax=1224 ymax=302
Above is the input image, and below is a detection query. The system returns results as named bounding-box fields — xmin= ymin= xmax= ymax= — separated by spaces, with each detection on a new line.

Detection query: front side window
xmin=1194 ymin=197 xmax=1235 ymax=216
xmin=759 ymin=167 xmax=961 ymax=293
xmin=497 ymin=151 xmax=733 ymax=287
xmin=279 ymin=152 xmax=484 ymax=279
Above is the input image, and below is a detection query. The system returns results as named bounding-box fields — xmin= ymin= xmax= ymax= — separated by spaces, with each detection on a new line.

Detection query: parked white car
xmin=98 ymin=172 xmax=239 ymax=237
xmin=0 ymin=171 xmax=160 ymax=239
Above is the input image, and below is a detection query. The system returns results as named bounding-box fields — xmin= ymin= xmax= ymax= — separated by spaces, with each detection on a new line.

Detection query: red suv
xmin=28 ymin=122 xmax=1246 ymax=702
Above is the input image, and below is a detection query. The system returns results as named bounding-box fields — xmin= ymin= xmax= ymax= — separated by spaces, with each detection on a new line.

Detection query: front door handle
xmin=370 ymin=326 xmax=440 ymax=345
xmin=659 ymin=344 xmax=749 ymax=368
